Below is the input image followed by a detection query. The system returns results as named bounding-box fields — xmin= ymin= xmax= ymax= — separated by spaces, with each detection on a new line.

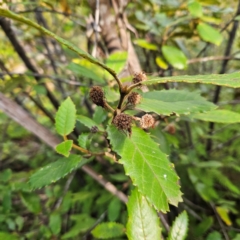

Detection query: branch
xmin=0 ymin=92 xmax=128 ymax=204
xmin=187 ymin=56 xmax=240 ymax=64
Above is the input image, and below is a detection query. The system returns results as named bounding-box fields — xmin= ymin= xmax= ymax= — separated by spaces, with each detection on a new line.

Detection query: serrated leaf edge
xmin=167 ymin=211 xmax=189 ymax=240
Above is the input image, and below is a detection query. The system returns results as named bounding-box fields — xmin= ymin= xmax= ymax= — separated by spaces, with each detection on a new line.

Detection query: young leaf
xmin=29 ymin=155 xmax=85 ymax=189
xmin=197 ymin=22 xmax=223 ymax=46
xmin=191 ymin=110 xmax=240 ymax=123
xmin=55 ymin=140 xmax=73 ymax=157
xmin=216 ymin=206 xmax=232 ymax=226
xmin=188 ymin=1 xmax=202 ymax=17
xmin=162 ymin=46 xmax=187 ymax=70
xmin=78 ymin=133 xmax=89 ymax=149
xmin=143 ymin=71 xmax=240 ymax=88
xmin=107 ymin=126 xmax=182 ymax=212
xmin=167 ymin=211 xmax=188 ymax=240
xmin=20 ymin=192 xmax=41 ymax=214
xmin=91 ymin=222 xmax=125 ymax=239
xmin=62 ymin=214 xmax=96 ymax=239
xmin=156 ymin=56 xmax=168 ymax=70
xmin=49 ymin=213 xmax=61 ymax=235
xmin=134 ymin=39 xmax=158 ymax=50
xmin=108 ymin=198 xmax=121 ymax=222
xmin=137 ymin=89 xmax=216 ymax=116
xmin=126 ymin=188 xmax=161 ymax=240
xmin=55 ymin=97 xmax=76 ymax=136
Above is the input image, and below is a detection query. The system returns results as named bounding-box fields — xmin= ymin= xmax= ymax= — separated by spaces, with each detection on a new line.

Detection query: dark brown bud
xmin=113 ymin=113 xmax=132 ymax=134
xmin=165 ymin=123 xmax=176 ymax=135
xmin=140 ymin=114 xmax=155 ymax=129
xmin=132 ymin=71 xmax=147 ymax=84
xmin=127 ymin=92 xmax=141 ymax=105
xmin=89 ymin=86 xmax=105 ymax=107
xmin=91 ymin=126 xmax=99 ymax=133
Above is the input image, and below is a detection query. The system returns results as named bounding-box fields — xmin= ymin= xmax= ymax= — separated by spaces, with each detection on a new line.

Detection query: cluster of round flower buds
xmin=140 ymin=114 xmax=155 ymax=129
xmin=113 ymin=113 xmax=132 ymax=135
xmin=127 ymin=92 xmax=141 ymax=106
xmin=132 ymin=71 xmax=147 ymax=85
xmin=89 ymin=71 xmax=156 ymax=136
xmin=89 ymin=86 xmax=105 ymax=108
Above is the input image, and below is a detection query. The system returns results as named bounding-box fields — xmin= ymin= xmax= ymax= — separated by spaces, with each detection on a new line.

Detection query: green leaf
xmin=143 ymin=71 xmax=240 ymax=88
xmin=49 ymin=213 xmax=61 ymax=235
xmin=233 ymin=234 xmax=240 ymax=240
xmin=15 ymin=216 xmax=24 ymax=231
xmin=3 ymin=191 xmax=11 ymax=213
xmin=67 ymin=62 xmax=105 ymax=83
xmin=206 ymin=231 xmax=222 ymax=240
xmin=78 ymin=133 xmax=89 ymax=149
xmin=93 ymin=106 xmax=107 ymax=124
xmin=191 ymin=110 xmax=240 ymax=123
xmin=55 ymin=140 xmax=73 ymax=157
xmin=197 ymin=22 xmax=223 ymax=46
xmin=0 ymin=169 xmax=12 ymax=182
xmin=137 ymin=89 xmax=216 ymax=116
xmin=188 ymin=1 xmax=202 ymax=17
xmin=107 ymin=126 xmax=182 ymax=212
xmin=216 ymin=206 xmax=232 ymax=226
xmin=0 ymin=8 xmax=117 ymax=79
xmin=167 ymin=211 xmax=188 ymax=240
xmin=108 ymin=198 xmax=121 ymax=222
xmin=62 ymin=214 xmax=96 ymax=239
xmin=106 ymin=51 xmax=128 ymax=75
xmin=77 ymin=115 xmax=104 ymax=131
xmin=134 ymin=39 xmax=158 ymax=50
xmin=197 ymin=161 xmax=222 ymax=168
xmin=156 ymin=56 xmax=168 ymax=70
xmin=29 ymin=155 xmax=84 ymax=189
xmin=126 ymin=188 xmax=161 ymax=240
xmin=91 ymin=222 xmax=125 ymax=239
xmin=20 ymin=192 xmax=41 ymax=214
xmin=195 ymin=217 xmax=213 ymax=237
xmin=55 ymin=97 xmax=76 ymax=136
xmin=162 ymin=46 xmax=187 ymax=70
xmin=0 ymin=232 xmax=18 ymax=240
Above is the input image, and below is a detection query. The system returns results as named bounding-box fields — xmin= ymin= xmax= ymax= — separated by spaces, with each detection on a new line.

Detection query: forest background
xmin=1 ymin=0 xmax=240 ymax=239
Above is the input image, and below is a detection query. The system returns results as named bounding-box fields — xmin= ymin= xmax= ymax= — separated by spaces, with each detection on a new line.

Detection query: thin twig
xmin=91 ymin=0 xmax=100 ymax=57
xmin=187 ymin=56 xmax=240 ymax=64
xmin=54 ymin=170 xmax=76 ymax=210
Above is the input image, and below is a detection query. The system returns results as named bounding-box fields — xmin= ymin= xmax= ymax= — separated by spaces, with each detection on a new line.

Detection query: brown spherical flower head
xmin=132 ymin=71 xmax=147 ymax=84
xmin=89 ymin=86 xmax=105 ymax=107
xmin=127 ymin=92 xmax=141 ymax=105
xmin=140 ymin=114 xmax=155 ymax=129
xmin=113 ymin=113 xmax=132 ymax=134
xmin=90 ymin=126 xmax=99 ymax=133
